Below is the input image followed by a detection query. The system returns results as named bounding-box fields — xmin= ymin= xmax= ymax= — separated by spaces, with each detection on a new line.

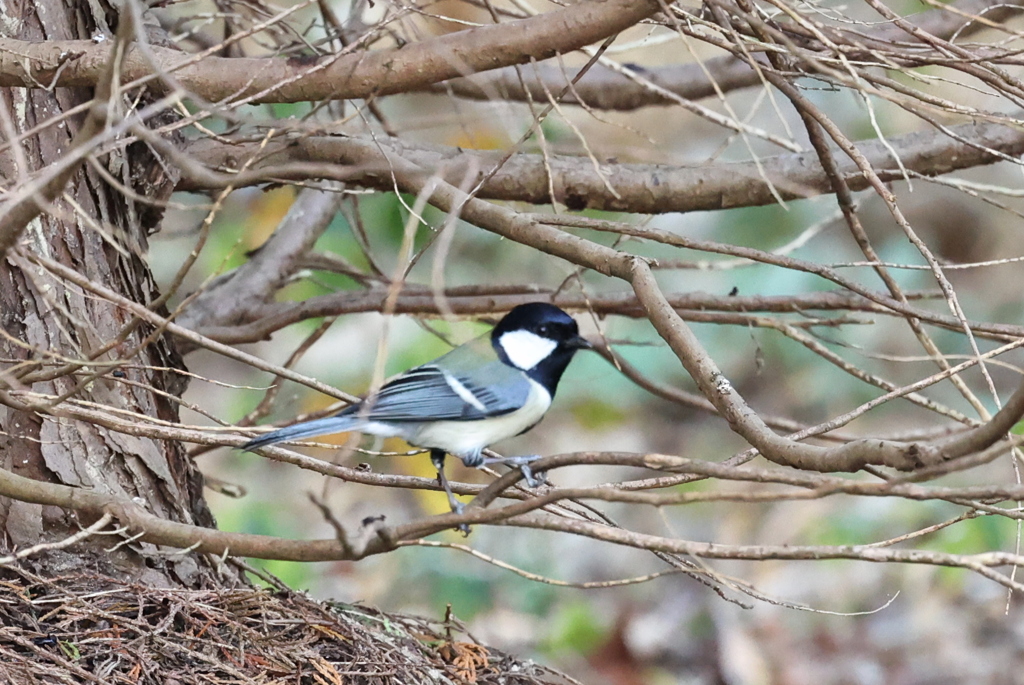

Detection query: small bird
xmin=243 ymin=303 xmax=592 ymax=514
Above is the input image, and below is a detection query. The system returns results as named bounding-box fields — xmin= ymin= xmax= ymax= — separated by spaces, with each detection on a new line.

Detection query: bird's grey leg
xmin=431 ymin=449 xmax=469 ymax=534
xmin=479 ymin=454 xmax=546 ymax=487
xmin=430 ymin=449 xmax=462 ymax=514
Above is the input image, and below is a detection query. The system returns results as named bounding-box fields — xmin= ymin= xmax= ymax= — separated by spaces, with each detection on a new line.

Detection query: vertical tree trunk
xmin=0 ymin=0 xmax=218 ymax=586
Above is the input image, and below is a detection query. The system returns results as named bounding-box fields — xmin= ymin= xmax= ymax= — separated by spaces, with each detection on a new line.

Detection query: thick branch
xmin=0 ymin=0 xmax=659 ymax=103
xmin=433 ymin=59 xmax=761 ymax=111
xmin=3 ymin=448 xmax=1024 ymax=576
xmin=181 ymin=118 xmax=1024 ymax=213
xmin=0 ymin=462 xmax=395 ymax=561
xmin=176 ymin=188 xmax=343 ymax=334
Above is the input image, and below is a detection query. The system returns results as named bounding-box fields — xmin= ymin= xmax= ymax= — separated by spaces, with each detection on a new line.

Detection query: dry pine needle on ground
xmin=0 ymin=568 xmax=567 ymax=685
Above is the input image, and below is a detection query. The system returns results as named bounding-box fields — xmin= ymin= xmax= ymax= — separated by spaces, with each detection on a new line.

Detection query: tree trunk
xmin=0 ymin=0 xmax=218 ymax=587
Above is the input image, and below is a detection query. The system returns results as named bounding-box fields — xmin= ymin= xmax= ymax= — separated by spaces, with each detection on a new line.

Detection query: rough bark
xmin=0 ymin=0 xmax=217 ymax=586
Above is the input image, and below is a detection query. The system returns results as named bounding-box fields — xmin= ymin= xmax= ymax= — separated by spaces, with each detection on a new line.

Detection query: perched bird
xmin=243 ymin=303 xmax=592 ymax=514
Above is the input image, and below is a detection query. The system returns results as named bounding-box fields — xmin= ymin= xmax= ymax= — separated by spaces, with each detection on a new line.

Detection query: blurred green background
xmin=151 ymin=0 xmax=1024 ymax=679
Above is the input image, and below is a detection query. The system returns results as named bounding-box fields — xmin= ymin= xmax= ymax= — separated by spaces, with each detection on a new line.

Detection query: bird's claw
xmin=478 ymin=453 xmax=545 ymax=483
xmin=505 ymin=455 xmax=545 ymax=487
xmin=448 ymin=500 xmax=470 ymax=535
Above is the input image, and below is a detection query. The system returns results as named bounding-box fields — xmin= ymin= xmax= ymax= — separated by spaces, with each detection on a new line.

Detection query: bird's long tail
xmin=242 ymin=415 xmax=362 ymax=451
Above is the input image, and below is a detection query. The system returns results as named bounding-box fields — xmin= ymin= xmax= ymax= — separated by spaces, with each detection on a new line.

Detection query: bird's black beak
xmin=568 ymin=335 xmax=593 ymax=350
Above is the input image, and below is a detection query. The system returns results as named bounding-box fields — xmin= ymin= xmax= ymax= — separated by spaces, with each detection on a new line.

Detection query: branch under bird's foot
xmin=482 ymin=454 xmax=546 ymax=487
xmin=447 ymin=499 xmax=470 ymax=536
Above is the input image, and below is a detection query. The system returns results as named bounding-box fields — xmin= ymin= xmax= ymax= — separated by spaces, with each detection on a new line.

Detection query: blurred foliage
xmin=162 ymin=162 xmax=1024 ymax=680
xmin=148 ymin=7 xmax=1024 ymax=677
xmin=542 ymin=601 xmax=608 ymax=656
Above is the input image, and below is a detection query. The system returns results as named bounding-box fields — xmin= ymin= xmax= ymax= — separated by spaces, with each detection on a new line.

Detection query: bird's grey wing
xmin=351 ymin=359 xmax=530 ymax=422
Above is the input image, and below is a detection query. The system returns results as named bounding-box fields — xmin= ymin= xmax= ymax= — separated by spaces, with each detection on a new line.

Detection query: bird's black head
xmin=491 ymin=303 xmax=591 ymax=395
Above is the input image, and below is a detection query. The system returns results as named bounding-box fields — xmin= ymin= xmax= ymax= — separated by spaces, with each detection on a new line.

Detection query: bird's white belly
xmin=408 ymin=381 xmax=552 ymax=458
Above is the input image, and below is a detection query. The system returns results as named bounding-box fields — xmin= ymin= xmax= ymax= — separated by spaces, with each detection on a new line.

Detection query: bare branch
xmin=181 ymin=118 xmax=1024 ymax=213
xmin=176 ymin=187 xmax=344 ymax=335
xmin=428 ymin=0 xmax=1024 ymax=109
xmin=0 ymin=0 xmax=660 ymax=103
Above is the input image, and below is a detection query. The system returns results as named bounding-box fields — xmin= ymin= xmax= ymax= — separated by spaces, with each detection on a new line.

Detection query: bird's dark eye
xmin=537 ymin=324 xmax=552 ymax=336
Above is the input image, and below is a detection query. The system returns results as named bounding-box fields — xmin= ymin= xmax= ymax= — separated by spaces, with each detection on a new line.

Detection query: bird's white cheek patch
xmin=499 ymin=330 xmax=558 ymax=370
